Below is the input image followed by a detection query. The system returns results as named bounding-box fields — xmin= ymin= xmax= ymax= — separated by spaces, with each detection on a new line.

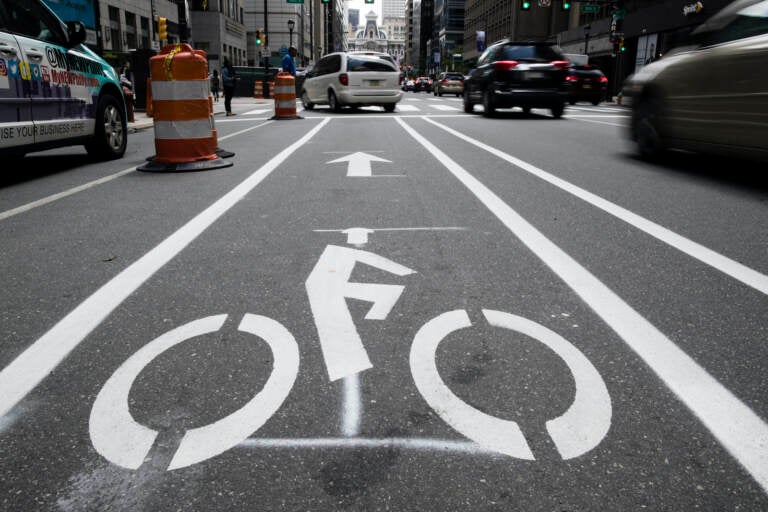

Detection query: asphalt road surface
xmin=1 ymin=95 xmax=767 ymax=511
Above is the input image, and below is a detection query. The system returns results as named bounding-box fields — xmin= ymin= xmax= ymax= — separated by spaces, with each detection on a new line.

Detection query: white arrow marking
xmin=327 ymin=152 xmax=392 ymax=177
xmin=342 ymin=227 xmax=374 ymax=245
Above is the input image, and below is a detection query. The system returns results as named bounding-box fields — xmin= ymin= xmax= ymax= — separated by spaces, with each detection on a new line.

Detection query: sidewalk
xmin=128 ymin=97 xmax=275 ymax=132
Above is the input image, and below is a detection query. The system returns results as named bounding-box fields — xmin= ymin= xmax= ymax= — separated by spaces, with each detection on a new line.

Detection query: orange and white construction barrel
xmin=138 ymin=43 xmax=233 ymax=172
xmin=272 ymin=72 xmax=300 ymax=120
xmin=254 ymin=80 xmax=263 ymax=98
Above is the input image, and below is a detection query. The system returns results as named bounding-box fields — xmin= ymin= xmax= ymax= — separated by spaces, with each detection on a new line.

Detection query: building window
xmin=108 ymin=6 xmax=121 ymax=51
xmin=140 ymin=17 xmax=150 ymax=49
xmin=125 ymin=12 xmax=136 ymax=49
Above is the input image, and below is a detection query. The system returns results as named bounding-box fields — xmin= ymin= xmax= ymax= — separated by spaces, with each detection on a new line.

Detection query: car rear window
xmin=500 ymin=45 xmax=564 ymax=62
xmin=347 ymin=57 xmax=397 ymax=72
xmin=445 ymin=73 xmax=464 ymax=80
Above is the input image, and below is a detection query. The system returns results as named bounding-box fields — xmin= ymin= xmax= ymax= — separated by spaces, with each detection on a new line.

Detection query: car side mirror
xmin=66 ymin=21 xmax=86 ymax=47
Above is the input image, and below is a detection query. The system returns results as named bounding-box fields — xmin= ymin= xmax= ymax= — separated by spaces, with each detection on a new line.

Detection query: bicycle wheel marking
xmin=89 ymin=314 xmax=299 ymax=471
xmin=410 ymin=309 xmax=611 ymax=460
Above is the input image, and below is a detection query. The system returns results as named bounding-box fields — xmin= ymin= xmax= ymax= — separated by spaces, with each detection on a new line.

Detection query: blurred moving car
xmin=402 ymin=79 xmax=415 ymax=92
xmin=622 ymin=0 xmax=768 ymax=161
xmin=464 ymin=40 xmax=571 ymax=118
xmin=433 ymin=72 xmax=465 ymax=96
xmin=566 ymin=65 xmax=608 ymax=105
xmin=0 ymin=0 xmax=127 ymax=160
xmin=414 ymin=76 xmax=432 ymax=92
xmin=300 ymin=51 xmax=403 ymax=112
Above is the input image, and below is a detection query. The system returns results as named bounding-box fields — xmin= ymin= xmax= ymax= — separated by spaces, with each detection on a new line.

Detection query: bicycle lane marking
xmin=0 ymin=117 xmax=330 ymax=420
xmin=0 ymin=121 xmax=274 ymax=222
xmin=394 ymin=116 xmax=768 ymax=493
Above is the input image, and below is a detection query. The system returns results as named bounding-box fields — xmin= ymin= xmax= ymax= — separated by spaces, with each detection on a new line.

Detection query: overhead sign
xmin=582 ymin=4 xmax=600 ymax=13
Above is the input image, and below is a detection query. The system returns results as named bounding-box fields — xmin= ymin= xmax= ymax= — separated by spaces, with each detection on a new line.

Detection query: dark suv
xmin=464 ymin=40 xmax=570 ymax=118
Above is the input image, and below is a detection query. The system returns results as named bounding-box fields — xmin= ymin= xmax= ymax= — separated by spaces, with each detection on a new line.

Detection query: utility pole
xmin=263 ymin=0 xmax=269 ymax=69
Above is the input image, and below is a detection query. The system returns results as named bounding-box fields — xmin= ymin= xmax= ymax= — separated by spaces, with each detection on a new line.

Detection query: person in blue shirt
xmin=282 ymin=47 xmax=297 ymax=76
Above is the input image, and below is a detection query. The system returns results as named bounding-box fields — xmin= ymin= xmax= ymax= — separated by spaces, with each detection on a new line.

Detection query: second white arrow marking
xmin=327 ymin=152 xmax=392 ymax=177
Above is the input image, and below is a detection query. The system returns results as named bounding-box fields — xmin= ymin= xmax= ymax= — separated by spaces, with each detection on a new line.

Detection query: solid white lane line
xmin=342 ymin=374 xmax=361 ymax=437
xmin=0 ymin=121 xmax=273 ymax=222
xmin=0 ymin=118 xmax=331 ymax=420
xmin=396 ymin=116 xmax=768 ymax=493
xmin=239 ymin=437 xmax=500 ymax=455
xmin=422 ymin=117 xmax=768 ymax=296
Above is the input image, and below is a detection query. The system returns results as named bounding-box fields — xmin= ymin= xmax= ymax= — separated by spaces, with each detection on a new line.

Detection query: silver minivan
xmin=300 ymin=51 xmax=403 ymax=112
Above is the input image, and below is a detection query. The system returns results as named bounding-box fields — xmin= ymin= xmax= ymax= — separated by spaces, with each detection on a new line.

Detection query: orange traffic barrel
xmin=254 ymin=80 xmax=263 ymax=98
xmin=272 ymin=72 xmax=300 ymax=120
xmin=138 ymin=43 xmax=233 ymax=172
xmin=267 ymin=81 xmax=275 ymax=99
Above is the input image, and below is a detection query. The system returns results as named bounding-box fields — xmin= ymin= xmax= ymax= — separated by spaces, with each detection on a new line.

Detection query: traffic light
xmin=255 ymin=28 xmax=263 ymax=46
xmin=619 ymin=36 xmax=626 ymax=52
xmin=321 ymin=0 xmax=329 ymax=3
xmin=158 ymin=17 xmax=167 ymax=41
xmin=365 ymin=0 xmax=374 ymax=3
xmin=521 ymin=0 xmax=531 ymax=10
xmin=562 ymin=0 xmax=571 ymax=10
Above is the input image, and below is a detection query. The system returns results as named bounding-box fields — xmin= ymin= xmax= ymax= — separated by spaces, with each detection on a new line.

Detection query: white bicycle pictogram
xmin=90 ymin=245 xmax=612 ymax=470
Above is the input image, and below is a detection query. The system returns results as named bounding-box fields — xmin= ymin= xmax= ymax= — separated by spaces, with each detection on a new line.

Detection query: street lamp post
xmin=288 ymin=19 xmax=295 ymax=49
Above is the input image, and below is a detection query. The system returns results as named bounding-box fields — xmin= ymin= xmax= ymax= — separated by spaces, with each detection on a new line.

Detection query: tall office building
xmin=383 ymin=0 xmax=406 ymax=18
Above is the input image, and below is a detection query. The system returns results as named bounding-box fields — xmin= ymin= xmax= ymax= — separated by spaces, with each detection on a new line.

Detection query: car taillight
xmin=339 ymin=73 xmax=349 ymax=86
xmin=493 ymin=60 xmax=519 ymax=72
xmin=566 ymin=75 xmax=579 ymax=82
xmin=599 ymin=76 xmax=608 ymax=83
xmin=550 ymin=60 xmax=571 ymax=70
xmin=442 ymin=78 xmax=449 ymax=83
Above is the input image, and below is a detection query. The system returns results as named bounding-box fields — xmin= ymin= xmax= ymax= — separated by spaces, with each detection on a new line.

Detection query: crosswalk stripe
xmin=397 ymin=104 xmax=420 ymax=111
xmin=431 ymin=104 xmax=459 ymax=111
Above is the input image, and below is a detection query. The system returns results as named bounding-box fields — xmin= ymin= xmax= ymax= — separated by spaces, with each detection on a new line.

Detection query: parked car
xmin=414 ymin=76 xmax=432 ymax=92
xmin=622 ymin=0 xmax=768 ymax=161
xmin=433 ymin=72 xmax=465 ymax=97
xmin=463 ymin=40 xmax=571 ymax=118
xmin=300 ymin=51 xmax=402 ymax=112
xmin=566 ymin=65 xmax=608 ymax=105
xmin=0 ymin=0 xmax=127 ymax=160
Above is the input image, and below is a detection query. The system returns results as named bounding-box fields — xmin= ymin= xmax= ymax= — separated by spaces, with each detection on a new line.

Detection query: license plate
xmin=583 ymin=84 xmax=592 ymax=89
xmin=367 ymin=80 xmax=381 ymax=87
xmin=526 ymin=72 xmax=545 ymax=79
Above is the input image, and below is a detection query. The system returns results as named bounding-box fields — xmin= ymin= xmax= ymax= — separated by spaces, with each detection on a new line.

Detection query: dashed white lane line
xmin=0 ymin=118 xmax=331 ymax=421
xmin=398 ymin=115 xmax=768 ymax=493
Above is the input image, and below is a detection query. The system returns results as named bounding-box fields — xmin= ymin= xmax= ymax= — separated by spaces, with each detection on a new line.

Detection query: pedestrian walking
xmin=210 ymin=69 xmax=220 ymax=101
xmin=282 ymin=47 xmax=297 ymax=77
xmin=119 ymin=60 xmax=135 ymax=122
xmin=221 ymin=57 xmax=238 ymax=116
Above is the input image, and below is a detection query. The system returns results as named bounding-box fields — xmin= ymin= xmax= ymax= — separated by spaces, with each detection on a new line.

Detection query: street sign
xmin=287 ymin=0 xmax=304 ymax=3
xmin=582 ymin=4 xmax=600 ymax=13
xmin=612 ymin=8 xmax=627 ymax=18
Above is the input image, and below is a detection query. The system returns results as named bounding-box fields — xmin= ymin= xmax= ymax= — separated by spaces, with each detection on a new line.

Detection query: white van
xmin=300 ymin=51 xmax=403 ymax=113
